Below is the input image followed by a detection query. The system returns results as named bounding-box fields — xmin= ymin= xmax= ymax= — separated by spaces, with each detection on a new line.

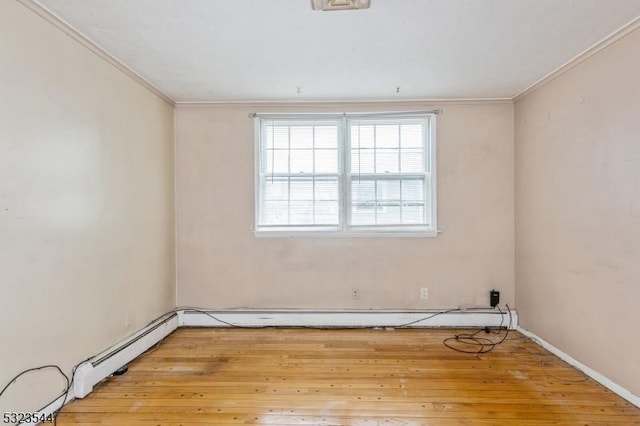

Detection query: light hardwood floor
xmin=58 ymin=328 xmax=640 ymax=425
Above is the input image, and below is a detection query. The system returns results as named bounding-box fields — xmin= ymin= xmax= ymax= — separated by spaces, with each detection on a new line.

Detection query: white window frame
xmin=254 ymin=111 xmax=438 ymax=237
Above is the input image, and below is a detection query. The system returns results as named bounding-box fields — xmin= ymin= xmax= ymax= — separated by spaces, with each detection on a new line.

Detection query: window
xmin=254 ymin=112 xmax=437 ymax=236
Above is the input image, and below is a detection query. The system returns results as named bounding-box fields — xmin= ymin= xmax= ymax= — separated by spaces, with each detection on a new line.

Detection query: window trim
xmin=253 ymin=112 xmax=438 ymax=237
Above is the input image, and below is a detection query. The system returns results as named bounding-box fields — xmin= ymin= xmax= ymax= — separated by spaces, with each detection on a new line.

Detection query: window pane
xmin=400 ymin=149 xmax=424 ymax=173
xmin=290 ymin=126 xmax=313 ymax=149
xmin=266 ymin=149 xmax=289 ymax=173
xmin=265 ymin=125 xmax=288 ymax=149
xmin=315 ymin=201 xmax=339 ymax=224
xmin=351 ymin=124 xmax=374 ymax=149
xmin=263 ymin=178 xmax=288 ymax=201
xmin=375 ymin=149 xmax=399 ymax=173
xmin=376 ymin=125 xmax=399 ymax=148
xmin=259 ymin=176 xmax=341 ymax=226
xmin=376 ymin=180 xmax=401 ymax=201
xmin=352 ymin=179 xmax=375 ymax=202
xmin=401 ymin=180 xmax=426 ymax=224
xmin=351 ymin=202 xmax=376 ymax=225
xmin=402 ymin=204 xmax=425 ymax=224
xmin=400 ymin=124 xmax=423 ymax=148
xmin=315 ymin=126 xmax=338 ymax=148
xmin=401 ymin=179 xmax=424 ymax=201
xmin=377 ymin=203 xmax=401 ymax=224
xmin=315 ymin=149 xmax=338 ymax=173
xmin=290 ymin=149 xmax=313 ymax=173
xmin=290 ymin=179 xmax=314 ymax=200
xmin=351 ymin=149 xmax=374 ymax=174
xmin=261 ymin=200 xmax=288 ymax=225
xmin=350 ymin=178 xmax=427 ymax=226
xmin=315 ymin=178 xmax=338 ymax=201
xmin=290 ymin=201 xmax=314 ymax=224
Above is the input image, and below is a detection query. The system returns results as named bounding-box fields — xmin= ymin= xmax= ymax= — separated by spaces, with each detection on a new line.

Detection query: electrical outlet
xmin=352 ymin=289 xmax=360 ymax=300
xmin=420 ymin=287 xmax=429 ymax=300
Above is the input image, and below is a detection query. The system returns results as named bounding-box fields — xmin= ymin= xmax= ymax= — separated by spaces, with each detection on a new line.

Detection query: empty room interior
xmin=2 ymin=0 xmax=640 ymax=424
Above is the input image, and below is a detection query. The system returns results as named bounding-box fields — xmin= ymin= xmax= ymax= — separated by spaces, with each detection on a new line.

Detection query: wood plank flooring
xmin=58 ymin=327 xmax=640 ymax=425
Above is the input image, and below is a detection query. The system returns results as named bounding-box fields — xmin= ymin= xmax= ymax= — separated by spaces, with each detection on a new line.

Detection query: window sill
xmin=254 ymin=229 xmax=440 ymax=238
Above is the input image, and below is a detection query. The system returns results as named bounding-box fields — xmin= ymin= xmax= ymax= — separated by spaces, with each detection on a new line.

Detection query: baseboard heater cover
xmin=73 ymin=313 xmax=178 ymax=399
xmin=177 ymin=308 xmax=518 ymax=329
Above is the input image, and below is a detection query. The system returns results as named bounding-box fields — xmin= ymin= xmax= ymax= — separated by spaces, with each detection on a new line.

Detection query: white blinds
xmin=255 ymin=114 xmax=435 ymax=233
xmin=349 ymin=119 xmax=430 ymax=226
xmin=258 ymin=120 xmax=341 ymax=227
xmin=350 ymin=122 xmax=426 ymax=174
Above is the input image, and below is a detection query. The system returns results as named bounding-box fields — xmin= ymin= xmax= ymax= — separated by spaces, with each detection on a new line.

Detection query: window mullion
xmin=373 ymin=124 xmax=378 ymax=225
xmin=287 ymin=126 xmax=291 ymax=224
xmin=341 ymin=117 xmax=349 ymax=231
xmin=398 ymin=124 xmax=403 ymax=224
xmin=399 ymin=179 xmax=404 ymax=225
xmin=312 ymin=126 xmax=316 ymax=225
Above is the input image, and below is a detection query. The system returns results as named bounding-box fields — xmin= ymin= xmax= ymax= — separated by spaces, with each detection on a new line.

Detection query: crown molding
xmin=174 ymin=98 xmax=514 ymax=108
xmin=514 ymin=16 xmax=640 ymax=101
xmin=17 ymin=0 xmax=175 ymax=106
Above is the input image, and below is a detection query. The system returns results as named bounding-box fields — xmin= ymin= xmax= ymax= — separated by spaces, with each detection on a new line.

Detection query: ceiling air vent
xmin=311 ymin=0 xmax=371 ymax=11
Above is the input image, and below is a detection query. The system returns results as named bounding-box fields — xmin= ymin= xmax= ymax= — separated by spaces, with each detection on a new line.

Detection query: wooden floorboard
xmin=57 ymin=328 xmax=640 ymax=425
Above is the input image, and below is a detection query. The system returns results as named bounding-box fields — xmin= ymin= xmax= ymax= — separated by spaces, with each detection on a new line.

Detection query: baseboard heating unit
xmin=177 ymin=308 xmax=517 ymax=329
xmin=73 ymin=312 xmax=179 ymax=398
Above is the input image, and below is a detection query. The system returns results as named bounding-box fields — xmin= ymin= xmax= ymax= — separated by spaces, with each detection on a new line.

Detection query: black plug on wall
xmin=490 ymin=289 xmax=500 ymax=308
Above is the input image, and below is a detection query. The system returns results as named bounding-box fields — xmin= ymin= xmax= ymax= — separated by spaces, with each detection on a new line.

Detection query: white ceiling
xmin=34 ymin=0 xmax=640 ymax=102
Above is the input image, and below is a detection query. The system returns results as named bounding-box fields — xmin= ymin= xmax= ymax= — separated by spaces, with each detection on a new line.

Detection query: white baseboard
xmin=517 ymin=326 xmax=640 ymax=408
xmin=178 ymin=308 xmax=518 ymax=329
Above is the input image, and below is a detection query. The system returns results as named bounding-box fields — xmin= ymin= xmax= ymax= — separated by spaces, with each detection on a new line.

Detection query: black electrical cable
xmin=395 ymin=308 xmax=463 ymax=327
xmin=442 ymin=304 xmax=512 ymax=355
xmin=174 ymin=306 xmax=270 ymax=328
xmin=50 ymin=360 xmax=87 ymax=425
xmin=0 ymin=365 xmax=71 ymax=425
xmin=176 ymin=306 xmax=471 ymax=330
xmin=1 ymin=353 xmax=118 ymax=424
xmin=0 ymin=366 xmax=68 ymax=400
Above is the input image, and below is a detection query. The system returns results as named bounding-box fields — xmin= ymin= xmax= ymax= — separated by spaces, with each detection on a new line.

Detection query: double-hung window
xmin=254 ymin=112 xmax=437 ymax=236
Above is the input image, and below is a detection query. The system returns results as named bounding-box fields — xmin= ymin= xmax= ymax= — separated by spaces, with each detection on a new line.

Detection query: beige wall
xmin=0 ymin=1 xmax=175 ymax=415
xmin=3 ymin=0 xmax=638 ymax=412
xmin=176 ymin=102 xmax=514 ymax=310
xmin=515 ymin=28 xmax=640 ymax=396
